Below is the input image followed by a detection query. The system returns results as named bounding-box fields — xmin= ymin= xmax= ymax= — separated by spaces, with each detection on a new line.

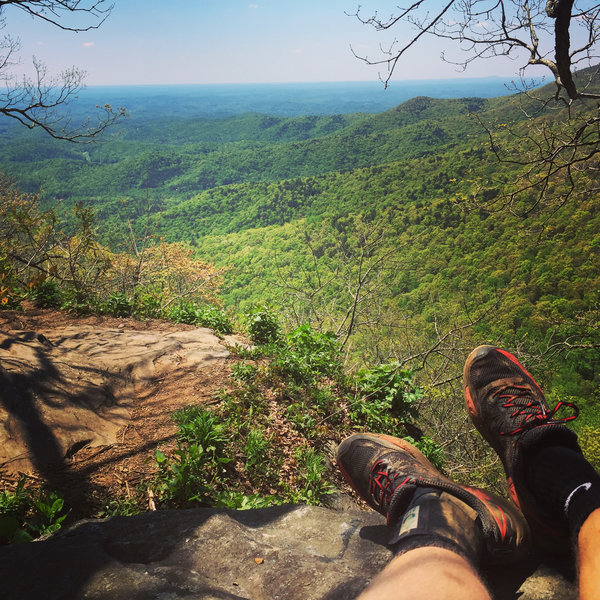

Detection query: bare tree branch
xmin=0 ymin=1 xmax=113 ymax=32
xmin=351 ymin=1 xmax=600 ymax=215
xmin=0 ymin=2 xmax=125 ymax=141
xmin=351 ymin=0 xmax=600 ymax=97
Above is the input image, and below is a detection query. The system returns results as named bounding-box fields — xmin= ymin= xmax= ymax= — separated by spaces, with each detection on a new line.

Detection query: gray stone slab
xmin=0 ymin=505 xmax=577 ymax=600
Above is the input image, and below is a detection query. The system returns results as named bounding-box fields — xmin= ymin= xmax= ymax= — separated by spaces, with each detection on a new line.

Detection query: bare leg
xmin=578 ymin=507 xmax=600 ymax=600
xmin=359 ymin=547 xmax=492 ymax=600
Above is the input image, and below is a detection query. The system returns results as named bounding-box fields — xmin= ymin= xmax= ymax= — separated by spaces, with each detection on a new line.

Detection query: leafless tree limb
xmin=351 ymin=0 xmax=600 ymax=98
xmin=0 ymin=0 xmax=113 ymax=32
xmin=0 ymin=1 xmax=125 ymax=141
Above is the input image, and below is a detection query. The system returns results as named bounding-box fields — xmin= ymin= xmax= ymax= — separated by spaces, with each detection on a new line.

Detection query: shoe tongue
xmin=387 ymin=481 xmax=418 ymax=525
xmin=502 ymin=386 xmax=535 ymax=399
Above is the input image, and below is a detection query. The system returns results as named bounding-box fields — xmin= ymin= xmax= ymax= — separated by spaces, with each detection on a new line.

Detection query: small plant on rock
xmin=0 ymin=476 xmax=69 ymax=544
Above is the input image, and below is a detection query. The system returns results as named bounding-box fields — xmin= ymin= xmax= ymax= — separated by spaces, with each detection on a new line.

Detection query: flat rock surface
xmin=0 ymin=310 xmax=236 ymax=475
xmin=0 ymin=504 xmax=577 ymax=600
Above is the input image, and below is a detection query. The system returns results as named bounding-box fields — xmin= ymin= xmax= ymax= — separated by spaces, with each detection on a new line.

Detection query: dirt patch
xmin=0 ymin=307 xmax=244 ymax=517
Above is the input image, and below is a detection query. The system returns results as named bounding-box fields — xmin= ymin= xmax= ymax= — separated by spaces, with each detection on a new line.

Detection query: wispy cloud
xmin=248 ymin=4 xmax=258 ymax=8
xmin=83 ymin=42 xmax=95 ymax=48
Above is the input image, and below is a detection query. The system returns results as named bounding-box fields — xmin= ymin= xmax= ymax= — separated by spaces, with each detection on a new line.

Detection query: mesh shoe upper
xmin=463 ymin=345 xmax=581 ymax=551
xmin=337 ymin=433 xmax=530 ymax=564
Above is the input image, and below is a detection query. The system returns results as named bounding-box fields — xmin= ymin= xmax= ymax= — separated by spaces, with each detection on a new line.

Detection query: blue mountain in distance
xmin=77 ymin=77 xmax=527 ymax=120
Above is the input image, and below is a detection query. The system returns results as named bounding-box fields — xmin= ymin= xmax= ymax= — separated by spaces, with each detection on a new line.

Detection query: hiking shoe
xmin=337 ymin=433 xmax=530 ymax=564
xmin=463 ymin=345 xmax=580 ymax=550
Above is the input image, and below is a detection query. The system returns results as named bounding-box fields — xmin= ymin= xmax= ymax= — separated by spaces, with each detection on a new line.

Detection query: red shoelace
xmin=369 ymin=459 xmax=412 ymax=511
xmin=495 ymin=385 xmax=579 ymax=435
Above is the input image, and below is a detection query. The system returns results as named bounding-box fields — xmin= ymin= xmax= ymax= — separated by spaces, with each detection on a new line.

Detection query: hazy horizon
xmin=71 ymin=77 xmax=523 ymax=120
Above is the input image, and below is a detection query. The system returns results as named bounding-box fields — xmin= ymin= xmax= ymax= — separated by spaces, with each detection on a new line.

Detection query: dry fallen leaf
xmin=254 ymin=557 xmax=264 ymax=565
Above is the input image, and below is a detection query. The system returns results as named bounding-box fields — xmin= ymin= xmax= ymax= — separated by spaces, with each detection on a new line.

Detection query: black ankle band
xmin=527 ymin=445 xmax=600 ymax=541
xmin=387 ymin=488 xmax=483 ymax=566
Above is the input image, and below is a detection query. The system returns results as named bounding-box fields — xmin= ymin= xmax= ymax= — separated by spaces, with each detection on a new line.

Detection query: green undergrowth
xmin=0 ymin=476 xmax=69 ymax=545
xmin=146 ymin=307 xmax=441 ymax=511
xmin=22 ymin=280 xmax=234 ymax=334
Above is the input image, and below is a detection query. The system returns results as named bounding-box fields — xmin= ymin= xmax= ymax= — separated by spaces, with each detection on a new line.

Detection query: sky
xmin=6 ymin=0 xmax=534 ymax=86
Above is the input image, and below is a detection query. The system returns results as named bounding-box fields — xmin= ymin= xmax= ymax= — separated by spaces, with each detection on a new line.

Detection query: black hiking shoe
xmin=337 ymin=433 xmax=530 ymax=564
xmin=463 ymin=345 xmax=581 ymax=551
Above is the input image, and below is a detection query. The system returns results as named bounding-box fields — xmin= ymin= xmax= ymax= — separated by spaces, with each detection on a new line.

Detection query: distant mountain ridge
xmin=0 ymin=93 xmax=518 ymax=216
xmin=72 ymin=77 xmax=519 ymax=119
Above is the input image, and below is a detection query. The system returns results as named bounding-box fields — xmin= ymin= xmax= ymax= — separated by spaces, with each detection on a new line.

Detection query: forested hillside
xmin=3 ymin=0 xmax=600 ymax=561
xmin=1 ymin=96 xmax=493 ymax=211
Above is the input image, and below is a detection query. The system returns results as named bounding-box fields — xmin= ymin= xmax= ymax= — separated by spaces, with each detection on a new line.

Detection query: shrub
xmin=29 ymin=280 xmax=62 ymax=308
xmin=194 ymin=305 xmax=233 ymax=334
xmin=245 ymin=306 xmax=281 ymax=345
xmin=285 ymin=324 xmax=340 ymax=378
xmin=0 ymin=476 xmax=69 ymax=544
xmin=265 ymin=325 xmax=341 ymax=385
xmin=59 ymin=292 xmax=95 ymax=314
xmin=351 ymin=362 xmax=422 ymax=432
xmin=132 ymin=290 xmax=164 ymax=319
xmin=102 ymin=292 xmax=133 ymax=317
xmin=167 ymin=300 xmax=198 ymax=325
xmin=167 ymin=301 xmax=233 ymax=334
xmin=404 ymin=435 xmax=446 ymax=471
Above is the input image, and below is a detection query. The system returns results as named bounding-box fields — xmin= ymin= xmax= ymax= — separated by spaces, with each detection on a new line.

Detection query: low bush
xmin=350 ymin=362 xmax=423 ymax=433
xmin=168 ymin=301 xmax=233 ymax=333
xmin=29 ymin=280 xmax=62 ymax=308
xmin=0 ymin=476 xmax=69 ymax=544
xmin=102 ymin=292 xmax=133 ymax=317
xmin=245 ymin=306 xmax=281 ymax=345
